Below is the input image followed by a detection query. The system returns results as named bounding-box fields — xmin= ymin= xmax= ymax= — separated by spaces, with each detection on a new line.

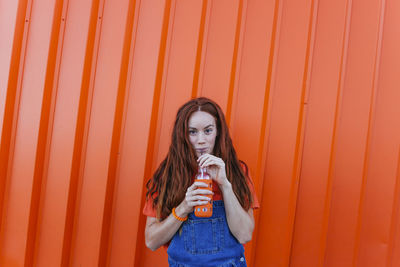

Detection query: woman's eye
xmin=189 ymin=130 xmax=197 ymax=135
xmin=205 ymin=128 xmax=213 ymax=134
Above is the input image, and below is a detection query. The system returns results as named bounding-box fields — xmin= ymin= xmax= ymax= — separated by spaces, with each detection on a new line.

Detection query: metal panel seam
xmin=226 ymin=0 xmax=245 ymax=128
xmin=29 ymin=0 xmax=71 ymax=265
xmin=61 ymin=0 xmax=106 ymax=264
xmin=321 ymin=0 xmax=354 ymax=264
xmin=289 ymin=0 xmax=319 ymax=264
xmin=352 ymin=0 xmax=387 ymax=264
xmin=99 ymin=0 xmax=140 ymax=265
xmin=133 ymin=1 xmax=173 ymax=266
xmin=0 ymin=0 xmax=30 ymax=246
xmin=387 ymin=147 xmax=400 ymax=266
xmin=191 ymin=0 xmax=208 ymax=99
xmin=251 ymin=0 xmax=282 ymax=265
xmin=195 ymin=0 xmax=213 ymax=97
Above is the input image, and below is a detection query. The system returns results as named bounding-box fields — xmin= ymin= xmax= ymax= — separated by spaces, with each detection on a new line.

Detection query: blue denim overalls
xmin=167 ymin=200 xmax=247 ymax=267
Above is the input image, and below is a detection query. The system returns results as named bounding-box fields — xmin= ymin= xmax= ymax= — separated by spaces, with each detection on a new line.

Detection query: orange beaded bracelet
xmin=172 ymin=207 xmax=187 ymax=222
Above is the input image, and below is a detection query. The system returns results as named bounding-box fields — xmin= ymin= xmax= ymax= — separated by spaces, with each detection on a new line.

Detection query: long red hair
xmin=146 ymin=97 xmax=253 ymax=219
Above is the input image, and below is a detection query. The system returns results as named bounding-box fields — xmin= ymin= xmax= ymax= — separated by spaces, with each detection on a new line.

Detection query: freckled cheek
xmin=188 ymin=136 xmax=196 ymax=147
xmin=207 ymin=134 xmax=217 ymax=146
xmin=206 ymin=136 xmax=215 ymax=143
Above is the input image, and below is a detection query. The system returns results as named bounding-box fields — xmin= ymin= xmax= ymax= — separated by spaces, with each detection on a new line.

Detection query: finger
xmin=199 ymin=155 xmax=220 ymax=165
xmin=197 ymin=154 xmax=213 ymax=165
xmin=187 ymin=201 xmax=209 ymax=207
xmin=192 ymin=181 xmax=209 ymax=188
xmin=185 ymin=189 xmax=191 ymax=197
xmin=197 ymin=153 xmax=210 ymax=162
xmin=187 ymin=183 xmax=200 ymax=192
xmin=199 ymin=195 xmax=212 ymax=201
xmin=192 ymin=189 xmax=214 ymax=195
xmin=186 ymin=198 xmax=210 ymax=207
xmin=196 ymin=200 xmax=211 ymax=206
xmin=186 ymin=200 xmax=197 ymax=207
xmin=191 ymin=196 xmax=212 ymax=203
xmin=185 ymin=196 xmax=200 ymax=206
xmin=187 ymin=195 xmax=211 ymax=201
xmin=196 ymin=154 xmax=205 ymax=163
xmin=200 ymin=158 xmax=216 ymax=168
xmin=202 ymin=158 xmax=224 ymax=168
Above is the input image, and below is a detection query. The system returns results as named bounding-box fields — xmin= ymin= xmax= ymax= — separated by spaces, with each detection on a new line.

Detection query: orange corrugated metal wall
xmin=1 ymin=0 xmax=400 ymax=266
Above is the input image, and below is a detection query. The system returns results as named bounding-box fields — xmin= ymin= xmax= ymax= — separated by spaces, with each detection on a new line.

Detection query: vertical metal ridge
xmin=98 ymin=0 xmax=140 ymax=266
xmin=112 ymin=0 xmax=143 ymax=263
xmin=387 ymin=147 xmax=400 ymax=266
xmin=194 ymin=0 xmax=213 ymax=97
xmin=321 ymin=0 xmax=353 ymax=265
xmin=133 ymin=1 xmax=173 ymax=266
xmin=353 ymin=0 xmax=386 ymax=265
xmin=226 ymin=0 xmax=245 ymax=129
xmin=191 ymin=0 xmax=208 ymax=99
xmin=26 ymin=0 xmax=71 ymax=265
xmin=251 ymin=0 xmax=282 ymax=264
xmin=61 ymin=0 xmax=105 ymax=265
xmin=0 ymin=0 xmax=34 ymax=263
xmin=0 ymin=0 xmax=30 ymax=245
xmin=150 ymin=0 xmax=177 ymax=172
xmin=289 ymin=0 xmax=319 ymax=264
xmin=254 ymin=0 xmax=282 ymax=205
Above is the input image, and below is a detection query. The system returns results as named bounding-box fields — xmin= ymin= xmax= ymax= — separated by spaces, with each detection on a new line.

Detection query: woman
xmin=143 ymin=97 xmax=259 ymax=266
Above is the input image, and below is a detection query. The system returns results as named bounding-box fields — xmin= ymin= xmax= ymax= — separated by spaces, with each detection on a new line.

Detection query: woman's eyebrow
xmin=188 ymin=124 xmax=214 ymax=129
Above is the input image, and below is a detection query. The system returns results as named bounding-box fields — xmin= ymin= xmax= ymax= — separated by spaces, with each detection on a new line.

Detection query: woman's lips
xmin=196 ymin=148 xmax=208 ymax=154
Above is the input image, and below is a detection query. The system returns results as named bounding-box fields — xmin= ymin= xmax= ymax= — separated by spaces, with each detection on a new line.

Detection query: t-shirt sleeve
xmin=143 ymin=195 xmax=157 ymax=217
xmin=247 ymin=174 xmax=260 ymax=209
xmin=142 ymin=194 xmax=171 ymax=249
xmin=240 ymin=162 xmax=260 ymax=209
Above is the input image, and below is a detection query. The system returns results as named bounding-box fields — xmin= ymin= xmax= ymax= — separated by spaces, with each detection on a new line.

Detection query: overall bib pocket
xmin=168 ymin=257 xmax=190 ymax=267
xmin=183 ymin=217 xmax=224 ymax=255
xmin=217 ymin=256 xmax=247 ymax=267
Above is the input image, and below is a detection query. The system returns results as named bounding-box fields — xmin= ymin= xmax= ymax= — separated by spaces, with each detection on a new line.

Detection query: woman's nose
xmin=197 ymin=132 xmax=206 ymax=143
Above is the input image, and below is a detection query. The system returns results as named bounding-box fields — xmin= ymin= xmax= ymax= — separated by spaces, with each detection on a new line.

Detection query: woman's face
xmin=188 ymin=111 xmax=217 ymax=157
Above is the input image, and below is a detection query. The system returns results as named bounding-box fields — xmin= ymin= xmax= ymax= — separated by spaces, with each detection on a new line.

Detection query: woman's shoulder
xmin=238 ymin=160 xmax=249 ymax=176
xmin=143 ymin=192 xmax=158 ymax=217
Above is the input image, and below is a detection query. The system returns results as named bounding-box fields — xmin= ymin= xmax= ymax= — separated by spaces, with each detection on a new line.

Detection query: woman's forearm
xmin=196 ymin=154 xmax=254 ymax=243
xmin=220 ymin=181 xmax=254 ymax=243
xmin=145 ymin=181 xmax=213 ymax=250
xmin=145 ymin=205 xmax=187 ymax=250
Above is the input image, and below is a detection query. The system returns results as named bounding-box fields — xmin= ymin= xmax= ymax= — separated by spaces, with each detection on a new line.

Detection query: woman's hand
xmin=145 ymin=182 xmax=213 ymax=251
xmin=176 ymin=181 xmax=213 ymax=217
xmin=197 ymin=153 xmax=229 ymax=187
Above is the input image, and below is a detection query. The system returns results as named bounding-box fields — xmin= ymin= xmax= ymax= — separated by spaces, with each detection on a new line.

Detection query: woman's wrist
xmin=175 ymin=205 xmax=188 ymax=219
xmin=172 ymin=207 xmax=187 ymax=221
xmin=219 ymin=179 xmax=232 ymax=192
